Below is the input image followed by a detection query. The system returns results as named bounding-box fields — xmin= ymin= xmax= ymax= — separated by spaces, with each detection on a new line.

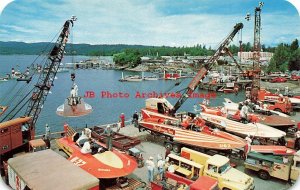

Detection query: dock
xmin=198 ymin=80 xmax=252 ymax=91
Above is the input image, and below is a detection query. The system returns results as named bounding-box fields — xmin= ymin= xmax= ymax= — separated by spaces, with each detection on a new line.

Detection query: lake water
xmin=0 ymin=55 xmax=245 ymax=135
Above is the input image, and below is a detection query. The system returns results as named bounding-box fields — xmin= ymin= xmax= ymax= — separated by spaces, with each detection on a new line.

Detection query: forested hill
xmin=0 ymin=41 xmax=155 ymax=55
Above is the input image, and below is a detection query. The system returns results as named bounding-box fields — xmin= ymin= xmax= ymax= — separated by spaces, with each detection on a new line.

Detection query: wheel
xmin=223 ymin=188 xmax=231 ymax=190
xmin=258 ymin=170 xmax=270 ymax=180
xmin=172 ymin=144 xmax=181 ymax=153
xmin=165 ymin=142 xmax=173 ymax=150
xmin=274 ymin=108 xmax=282 ymax=113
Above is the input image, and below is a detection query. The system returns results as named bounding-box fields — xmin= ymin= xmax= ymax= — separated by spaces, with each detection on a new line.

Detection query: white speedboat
xmin=199 ymin=105 xmax=286 ymax=138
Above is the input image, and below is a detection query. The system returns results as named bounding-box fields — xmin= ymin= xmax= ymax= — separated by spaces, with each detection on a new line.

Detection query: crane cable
xmin=0 ymin=26 xmax=64 ymax=120
xmin=0 ymin=87 xmax=35 ymax=122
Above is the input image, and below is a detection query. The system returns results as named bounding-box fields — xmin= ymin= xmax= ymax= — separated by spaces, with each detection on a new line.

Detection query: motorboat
xmin=56 ymin=83 xmax=93 ymax=117
xmin=143 ymin=75 xmax=158 ymax=80
xmin=199 ymin=104 xmax=286 ymax=138
xmin=56 ymin=125 xmax=137 ymax=179
xmin=119 ymin=72 xmax=142 ymax=82
xmin=139 ymin=98 xmax=246 ymax=150
xmin=223 ymin=98 xmax=296 ymax=131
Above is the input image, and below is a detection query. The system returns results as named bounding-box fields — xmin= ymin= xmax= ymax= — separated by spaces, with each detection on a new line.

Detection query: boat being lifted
xmin=56 ymin=73 xmax=92 ymax=117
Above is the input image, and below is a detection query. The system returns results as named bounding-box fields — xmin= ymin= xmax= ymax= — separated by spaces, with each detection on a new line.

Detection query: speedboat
xmin=139 ymin=102 xmax=246 ymax=150
xmin=223 ymin=98 xmax=295 ymax=131
xmin=56 ymin=125 xmax=137 ymax=179
xmin=199 ymin=104 xmax=286 ymax=138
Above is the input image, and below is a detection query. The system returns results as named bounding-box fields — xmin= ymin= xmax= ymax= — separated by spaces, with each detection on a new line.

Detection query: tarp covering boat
xmin=7 ymin=149 xmax=99 ymax=190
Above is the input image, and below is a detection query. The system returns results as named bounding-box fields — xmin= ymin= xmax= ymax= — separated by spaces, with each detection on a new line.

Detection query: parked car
xmin=271 ymin=77 xmax=287 ymax=83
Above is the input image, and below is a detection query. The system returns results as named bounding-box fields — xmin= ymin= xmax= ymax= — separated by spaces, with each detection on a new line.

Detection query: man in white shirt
xmin=157 ymin=157 xmax=165 ymax=180
xmin=81 ymin=139 xmax=92 ymax=154
xmin=145 ymin=156 xmax=155 ymax=182
xmin=240 ymin=101 xmax=249 ymax=123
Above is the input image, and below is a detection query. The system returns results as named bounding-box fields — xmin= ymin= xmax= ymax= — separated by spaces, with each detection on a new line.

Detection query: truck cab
xmin=204 ymin=155 xmax=254 ymax=190
xmin=167 ymin=147 xmax=254 ymax=190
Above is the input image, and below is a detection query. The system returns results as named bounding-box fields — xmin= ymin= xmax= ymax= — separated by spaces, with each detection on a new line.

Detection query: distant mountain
xmin=0 ymin=41 xmax=156 ymax=55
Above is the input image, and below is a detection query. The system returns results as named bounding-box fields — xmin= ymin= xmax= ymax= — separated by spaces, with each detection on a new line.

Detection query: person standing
xmin=132 ymin=111 xmax=139 ymax=128
xmin=145 ymin=156 xmax=155 ymax=183
xmin=240 ymin=101 xmax=249 ymax=123
xmin=120 ymin=113 xmax=125 ymax=128
xmin=157 ymin=157 xmax=165 ymax=180
xmin=165 ymin=147 xmax=171 ymax=159
xmin=101 ymin=125 xmax=113 ymax=151
xmin=45 ymin=124 xmax=51 ymax=140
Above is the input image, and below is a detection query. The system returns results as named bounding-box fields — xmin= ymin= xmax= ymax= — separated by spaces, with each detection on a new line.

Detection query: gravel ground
xmin=119 ymin=119 xmax=300 ymax=190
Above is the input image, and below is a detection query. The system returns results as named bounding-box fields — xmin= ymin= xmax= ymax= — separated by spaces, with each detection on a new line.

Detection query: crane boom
xmin=25 ymin=19 xmax=75 ymax=127
xmin=250 ymin=4 xmax=263 ymax=102
xmin=172 ymin=23 xmax=243 ymax=113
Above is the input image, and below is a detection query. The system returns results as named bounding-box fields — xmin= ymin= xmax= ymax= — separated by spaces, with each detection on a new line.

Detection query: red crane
xmin=0 ymin=18 xmax=76 ymax=159
xmin=171 ymin=23 xmax=244 ymax=114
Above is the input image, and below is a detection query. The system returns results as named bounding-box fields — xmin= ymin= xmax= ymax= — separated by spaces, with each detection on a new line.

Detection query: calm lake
xmin=0 ymin=55 xmax=245 ymax=135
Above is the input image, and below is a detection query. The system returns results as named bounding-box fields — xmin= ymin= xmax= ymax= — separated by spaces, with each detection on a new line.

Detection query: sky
xmin=0 ymin=0 xmax=299 ymax=47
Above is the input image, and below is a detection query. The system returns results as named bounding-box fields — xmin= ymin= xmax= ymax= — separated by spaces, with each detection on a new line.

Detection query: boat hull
xmin=56 ymin=133 xmax=137 ymax=178
xmin=200 ymin=112 xmax=286 ymax=138
xmin=140 ymin=109 xmax=246 ymax=150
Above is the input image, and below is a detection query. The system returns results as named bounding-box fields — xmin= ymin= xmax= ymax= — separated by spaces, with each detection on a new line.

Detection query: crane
xmin=171 ymin=23 xmax=243 ymax=114
xmin=250 ymin=2 xmax=264 ymax=102
xmin=0 ymin=18 xmax=75 ymax=157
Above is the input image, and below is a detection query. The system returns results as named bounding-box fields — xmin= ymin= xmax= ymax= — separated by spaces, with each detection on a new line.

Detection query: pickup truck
xmin=244 ymin=150 xmax=300 ymax=182
xmin=165 ymin=147 xmax=254 ymax=190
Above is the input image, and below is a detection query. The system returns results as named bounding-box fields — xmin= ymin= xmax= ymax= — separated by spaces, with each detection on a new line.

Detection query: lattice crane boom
xmin=25 ymin=18 xmax=75 ymax=127
xmin=172 ymin=23 xmax=243 ymax=113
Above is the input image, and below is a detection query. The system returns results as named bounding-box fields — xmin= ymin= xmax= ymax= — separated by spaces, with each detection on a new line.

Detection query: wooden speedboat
xmin=56 ymin=126 xmax=137 ymax=179
xmin=199 ymin=105 xmax=286 ymax=138
xmin=140 ymin=109 xmax=246 ymax=150
xmin=223 ymin=98 xmax=296 ymax=131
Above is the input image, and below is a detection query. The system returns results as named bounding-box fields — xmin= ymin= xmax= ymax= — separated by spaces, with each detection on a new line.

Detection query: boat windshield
xmin=219 ymin=162 xmax=231 ymax=174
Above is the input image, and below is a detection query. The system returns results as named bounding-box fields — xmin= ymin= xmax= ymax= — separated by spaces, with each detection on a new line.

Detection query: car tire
xmin=258 ymin=170 xmax=270 ymax=180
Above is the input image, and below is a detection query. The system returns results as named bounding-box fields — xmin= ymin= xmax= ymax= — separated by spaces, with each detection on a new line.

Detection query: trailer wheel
xmin=165 ymin=142 xmax=173 ymax=150
xmin=172 ymin=144 xmax=181 ymax=153
xmin=258 ymin=170 xmax=270 ymax=180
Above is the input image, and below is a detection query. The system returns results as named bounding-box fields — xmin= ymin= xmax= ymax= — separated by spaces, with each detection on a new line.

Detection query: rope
xmin=0 ymin=87 xmax=34 ymax=122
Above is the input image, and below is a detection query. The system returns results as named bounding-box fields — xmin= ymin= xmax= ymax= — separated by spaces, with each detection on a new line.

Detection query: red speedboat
xmin=139 ymin=98 xmax=246 ymax=150
xmin=56 ymin=125 xmax=137 ymax=179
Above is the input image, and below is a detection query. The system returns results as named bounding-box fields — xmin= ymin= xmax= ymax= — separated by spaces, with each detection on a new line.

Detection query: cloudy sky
xmin=0 ymin=0 xmax=299 ymax=47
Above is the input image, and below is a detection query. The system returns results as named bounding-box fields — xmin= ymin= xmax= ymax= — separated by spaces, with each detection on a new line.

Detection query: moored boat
xmin=143 ymin=75 xmax=158 ymax=80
